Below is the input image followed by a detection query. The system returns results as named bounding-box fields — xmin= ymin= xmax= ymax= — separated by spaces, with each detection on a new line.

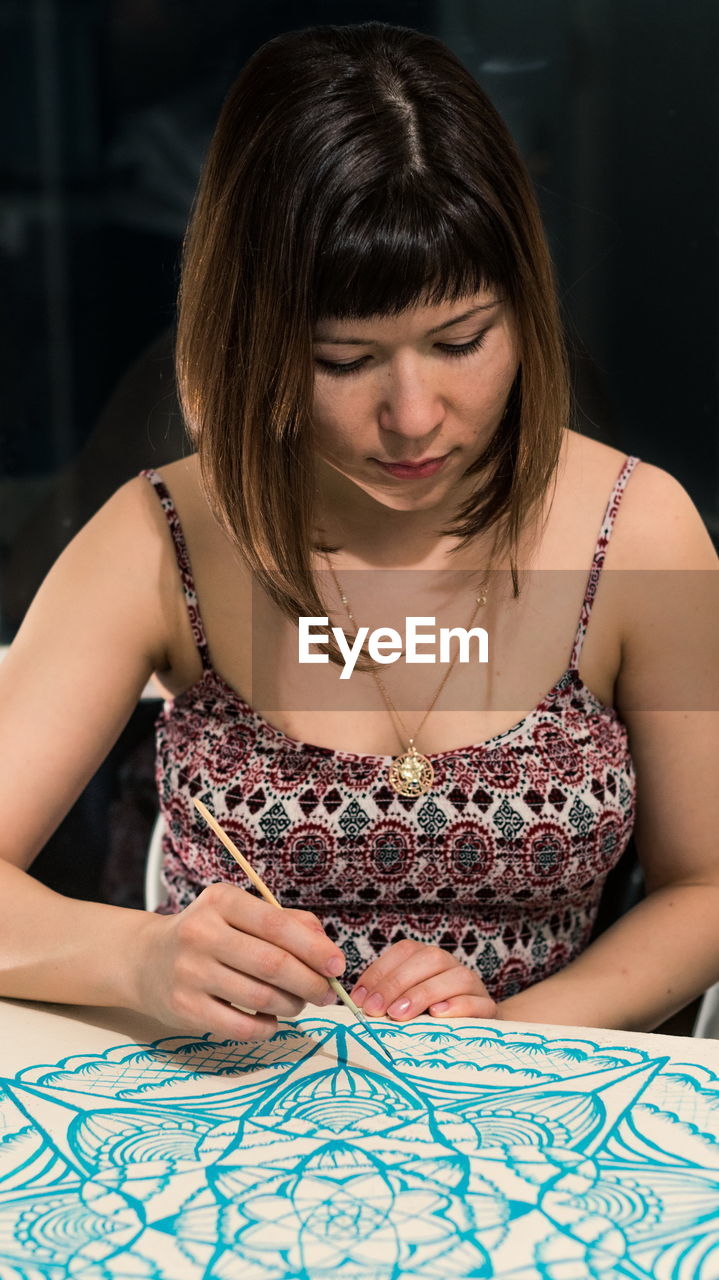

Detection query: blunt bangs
xmin=310 ymin=187 xmax=512 ymax=323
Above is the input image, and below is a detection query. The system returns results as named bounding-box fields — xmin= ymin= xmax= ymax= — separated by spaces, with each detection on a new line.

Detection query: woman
xmin=0 ymin=23 xmax=716 ymax=1042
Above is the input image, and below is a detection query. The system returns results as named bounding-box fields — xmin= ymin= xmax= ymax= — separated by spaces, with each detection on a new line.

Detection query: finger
xmin=286 ymin=908 xmax=329 ymax=935
xmin=218 ymin=930 xmax=342 ymax=1007
xmin=384 ymin=964 xmax=492 ymax=1022
xmin=348 ymin=939 xmax=425 ymax=1007
xmin=208 ymin=961 xmax=307 ymax=1019
xmin=429 ymin=994 xmax=498 ymax=1019
xmin=207 ymin=999 xmax=279 ymax=1041
xmin=231 ymin=894 xmax=346 ymax=979
xmin=361 ymin=945 xmax=456 ymax=1018
xmin=203 ymin=885 xmax=345 ymax=997
xmin=174 ymin=994 xmax=279 ymax=1042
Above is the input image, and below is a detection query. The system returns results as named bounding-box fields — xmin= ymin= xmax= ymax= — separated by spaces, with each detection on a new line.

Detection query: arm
xmin=0 ymin=478 xmax=346 ymax=1034
xmin=0 ymin=477 xmax=175 ymax=1008
xmin=498 ymin=464 xmax=719 ymax=1030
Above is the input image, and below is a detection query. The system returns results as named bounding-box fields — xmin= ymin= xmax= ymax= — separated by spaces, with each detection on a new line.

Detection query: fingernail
xmin=364 ymin=992 xmax=385 ymax=1015
xmin=326 ymin=955 xmax=345 ymax=977
xmin=430 ymin=1001 xmax=450 ymax=1014
xmin=388 ymin=997 xmax=411 ymax=1018
xmin=352 ymin=986 xmax=367 ymax=1007
xmin=320 ymin=989 xmax=336 ymax=1006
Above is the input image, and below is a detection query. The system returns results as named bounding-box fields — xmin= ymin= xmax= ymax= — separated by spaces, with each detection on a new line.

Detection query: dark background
xmin=0 ymin=0 xmax=716 ymax=919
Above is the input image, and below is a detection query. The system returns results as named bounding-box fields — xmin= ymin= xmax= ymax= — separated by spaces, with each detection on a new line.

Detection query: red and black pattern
xmin=142 ymin=456 xmax=639 ymax=1001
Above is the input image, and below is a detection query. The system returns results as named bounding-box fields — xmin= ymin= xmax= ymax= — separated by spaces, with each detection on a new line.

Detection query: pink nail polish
xmin=364 ymin=992 xmax=385 ymax=1015
xmin=430 ymin=1001 xmax=450 ymax=1014
xmin=388 ymin=998 xmax=411 ymax=1017
xmin=352 ymin=986 xmax=367 ymax=1007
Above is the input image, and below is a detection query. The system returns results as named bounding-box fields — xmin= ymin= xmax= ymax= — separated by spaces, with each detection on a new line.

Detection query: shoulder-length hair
xmin=176 ymin=21 xmax=569 ymax=632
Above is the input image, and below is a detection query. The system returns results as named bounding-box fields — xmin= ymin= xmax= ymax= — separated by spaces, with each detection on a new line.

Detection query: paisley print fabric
xmin=141 ymin=456 xmax=640 ymax=1000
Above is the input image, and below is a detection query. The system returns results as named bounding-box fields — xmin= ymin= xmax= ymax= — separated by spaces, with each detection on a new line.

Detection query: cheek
xmin=456 ymin=365 xmax=516 ymax=432
xmin=312 ymin=388 xmax=365 ymax=455
xmin=467 ymin=348 xmax=520 ymax=422
xmin=311 ymin=391 xmax=335 ymax=444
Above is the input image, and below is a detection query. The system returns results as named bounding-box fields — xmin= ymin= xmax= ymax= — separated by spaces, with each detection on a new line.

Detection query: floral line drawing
xmin=2 ymin=1018 xmax=719 ymax=1277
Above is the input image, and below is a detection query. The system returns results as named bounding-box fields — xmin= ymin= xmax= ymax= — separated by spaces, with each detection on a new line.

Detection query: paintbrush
xmin=193 ymin=798 xmax=394 ymax=1064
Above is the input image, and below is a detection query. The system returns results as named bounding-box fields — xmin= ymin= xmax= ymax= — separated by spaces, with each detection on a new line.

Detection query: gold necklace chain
xmin=324 ymin=558 xmax=489 ymax=797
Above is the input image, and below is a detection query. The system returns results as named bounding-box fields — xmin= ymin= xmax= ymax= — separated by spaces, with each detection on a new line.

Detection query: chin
xmin=364 ymin=479 xmax=457 ymax=513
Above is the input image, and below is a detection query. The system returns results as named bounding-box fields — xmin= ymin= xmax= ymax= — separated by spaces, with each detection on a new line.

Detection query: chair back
xmin=144 ymin=812 xmax=165 ymax=912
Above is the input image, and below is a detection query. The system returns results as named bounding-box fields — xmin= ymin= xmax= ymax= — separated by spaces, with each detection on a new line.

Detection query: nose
xmin=377 ymin=359 xmax=446 ymax=443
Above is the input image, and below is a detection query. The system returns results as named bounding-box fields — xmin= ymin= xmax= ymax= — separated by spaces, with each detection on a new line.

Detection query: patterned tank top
xmin=143 ymin=456 xmax=639 ymax=1000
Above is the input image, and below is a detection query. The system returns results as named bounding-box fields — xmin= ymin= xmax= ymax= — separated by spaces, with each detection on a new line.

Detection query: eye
xmin=314 ymin=356 xmax=370 ymax=378
xmin=314 ymin=329 xmax=489 ymax=377
xmin=435 ymin=331 xmax=489 ymax=358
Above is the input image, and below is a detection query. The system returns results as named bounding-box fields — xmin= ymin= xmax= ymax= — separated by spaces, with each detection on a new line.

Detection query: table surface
xmin=3 ymin=997 xmax=719 ymax=1279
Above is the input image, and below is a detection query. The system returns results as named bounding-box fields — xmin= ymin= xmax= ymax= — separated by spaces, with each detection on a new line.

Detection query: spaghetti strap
xmin=569 ymin=455 xmax=640 ymax=670
xmin=141 ymin=468 xmax=212 ymax=671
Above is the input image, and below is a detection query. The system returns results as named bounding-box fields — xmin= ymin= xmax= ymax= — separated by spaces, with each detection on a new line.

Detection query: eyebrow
xmin=313 ymin=300 xmax=502 ymax=345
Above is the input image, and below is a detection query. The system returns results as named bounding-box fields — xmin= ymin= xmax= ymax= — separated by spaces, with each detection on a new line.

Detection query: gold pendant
xmin=389 ymin=743 xmax=434 ymax=797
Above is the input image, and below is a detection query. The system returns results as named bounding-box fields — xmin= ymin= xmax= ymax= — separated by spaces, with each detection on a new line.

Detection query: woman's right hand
xmin=134 ymin=882 xmax=346 ymax=1040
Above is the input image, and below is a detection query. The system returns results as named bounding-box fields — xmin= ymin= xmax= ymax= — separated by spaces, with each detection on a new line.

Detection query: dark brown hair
xmin=176 ymin=21 xmax=569 ymax=629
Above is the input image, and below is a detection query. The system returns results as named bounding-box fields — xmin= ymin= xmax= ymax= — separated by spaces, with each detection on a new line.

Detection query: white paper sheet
xmin=2 ymin=998 xmax=719 ymax=1278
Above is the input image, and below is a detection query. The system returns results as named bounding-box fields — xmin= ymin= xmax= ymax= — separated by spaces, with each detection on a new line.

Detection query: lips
xmin=374 ymin=453 xmax=450 ymax=480
xmin=382 ymin=455 xmax=443 ymax=467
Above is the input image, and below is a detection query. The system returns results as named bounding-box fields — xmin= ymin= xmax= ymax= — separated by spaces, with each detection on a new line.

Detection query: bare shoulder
xmin=147 ymin=453 xmax=223 ymax=547
xmin=16 ymin=474 xmax=178 ymax=672
xmin=81 ymin=467 xmax=176 ymax=552
xmin=606 ymin=458 xmax=716 ymax=571
xmin=559 ymin=428 xmax=629 ymax=501
xmin=540 ymin=430 xmax=628 ymax=570
xmin=560 ymin=430 xmax=717 ymax=571
xmin=10 ymin=464 xmax=203 ymax=683
xmin=150 ymin=454 xmax=203 ymax=513
xmin=63 ymin=467 xmax=184 ymax=600
xmin=92 ymin=455 xmax=206 ymax=574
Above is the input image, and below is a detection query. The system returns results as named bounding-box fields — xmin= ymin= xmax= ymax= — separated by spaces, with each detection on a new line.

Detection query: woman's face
xmin=311 ymin=289 xmax=519 ymax=514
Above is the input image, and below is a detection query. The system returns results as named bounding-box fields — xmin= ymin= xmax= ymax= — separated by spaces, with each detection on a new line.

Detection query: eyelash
xmin=315 ymin=331 xmax=489 ymax=378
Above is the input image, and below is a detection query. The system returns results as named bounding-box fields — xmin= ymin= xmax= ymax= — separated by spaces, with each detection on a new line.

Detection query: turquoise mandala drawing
xmin=2 ymin=1018 xmax=719 ymax=1277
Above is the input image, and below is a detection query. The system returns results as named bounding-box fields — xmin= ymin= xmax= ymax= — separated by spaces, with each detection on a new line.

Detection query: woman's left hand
xmin=348 ymin=940 xmax=497 ymax=1021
